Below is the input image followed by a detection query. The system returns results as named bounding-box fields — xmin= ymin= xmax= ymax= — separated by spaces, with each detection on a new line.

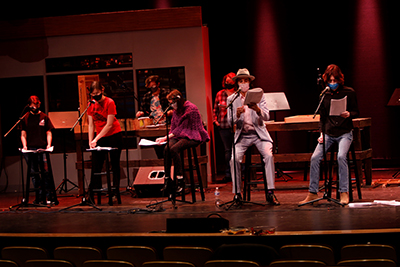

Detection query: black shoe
xmin=161 ymin=178 xmax=173 ymax=192
xmin=33 ymin=199 xmax=45 ymax=205
xmin=266 ymin=193 xmax=280 ymax=206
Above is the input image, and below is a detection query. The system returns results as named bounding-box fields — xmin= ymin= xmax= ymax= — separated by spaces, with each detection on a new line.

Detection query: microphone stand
xmin=61 ymin=101 xmax=101 ymax=211
xmin=299 ymin=77 xmax=343 ymax=207
xmin=147 ymin=104 xmax=192 ymax=209
xmin=218 ymin=90 xmax=265 ymax=210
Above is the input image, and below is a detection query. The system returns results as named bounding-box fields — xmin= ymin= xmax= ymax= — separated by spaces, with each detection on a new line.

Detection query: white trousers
xmin=230 ymin=133 xmax=275 ymax=193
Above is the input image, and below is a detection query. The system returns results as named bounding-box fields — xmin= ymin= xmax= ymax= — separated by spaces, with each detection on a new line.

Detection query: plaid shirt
xmin=139 ymin=87 xmax=170 ymax=117
xmin=213 ymin=89 xmax=232 ymax=129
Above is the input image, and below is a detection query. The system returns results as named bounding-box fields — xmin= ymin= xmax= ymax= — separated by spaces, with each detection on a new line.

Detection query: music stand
xmin=264 ymin=92 xmax=291 ymax=180
xmin=387 ymin=88 xmax=400 ymax=107
xmin=48 ymin=111 xmax=79 ymax=194
xmin=387 ymin=88 xmax=400 ymax=178
xmin=264 ymin=92 xmax=291 ymax=112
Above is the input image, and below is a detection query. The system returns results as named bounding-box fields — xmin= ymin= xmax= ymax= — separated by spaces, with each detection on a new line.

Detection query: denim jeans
xmin=309 ymin=131 xmax=353 ymax=193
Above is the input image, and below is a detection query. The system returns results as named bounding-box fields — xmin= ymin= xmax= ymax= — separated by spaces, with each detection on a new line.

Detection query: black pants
xmin=164 ymin=138 xmax=200 ymax=179
xmin=24 ymin=149 xmax=57 ymax=202
xmin=217 ymin=127 xmax=234 ymax=178
xmin=89 ymin=132 xmax=123 ymax=191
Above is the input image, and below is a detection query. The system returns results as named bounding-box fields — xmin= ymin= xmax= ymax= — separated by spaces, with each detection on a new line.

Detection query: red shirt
xmin=213 ymin=89 xmax=231 ymax=129
xmin=87 ymin=97 xmax=121 ymax=137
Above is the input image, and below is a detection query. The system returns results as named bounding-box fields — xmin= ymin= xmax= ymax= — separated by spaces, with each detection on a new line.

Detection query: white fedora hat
xmin=232 ymin=68 xmax=255 ymax=82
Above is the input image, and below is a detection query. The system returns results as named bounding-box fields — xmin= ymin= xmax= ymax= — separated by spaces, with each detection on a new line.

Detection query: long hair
xmin=323 ymin=64 xmax=345 ymax=85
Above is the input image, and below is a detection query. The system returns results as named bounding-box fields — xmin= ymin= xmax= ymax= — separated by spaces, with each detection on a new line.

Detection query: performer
xmin=87 ymin=81 xmax=123 ymax=203
xmin=213 ymin=72 xmax=236 ymax=182
xmin=136 ymin=75 xmax=171 ymax=158
xmin=136 ymin=75 xmax=172 ymax=122
xmin=299 ymin=64 xmax=359 ymax=205
xmin=20 ymin=95 xmax=58 ymax=205
xmin=156 ymin=90 xmax=209 ymax=193
xmin=227 ymin=68 xmax=279 ymax=205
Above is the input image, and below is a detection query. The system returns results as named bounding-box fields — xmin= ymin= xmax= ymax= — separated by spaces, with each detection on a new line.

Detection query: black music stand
xmin=60 ymin=102 xmax=101 ymax=211
xmin=387 ymin=88 xmax=400 ymax=178
xmin=264 ymin=92 xmax=291 ymax=180
xmin=48 ymin=111 xmax=79 ymax=195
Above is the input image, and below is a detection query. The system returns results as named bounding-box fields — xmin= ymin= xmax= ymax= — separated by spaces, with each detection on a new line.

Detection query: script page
xmin=244 ymin=88 xmax=264 ymax=105
xmin=329 ymin=96 xmax=347 ymax=116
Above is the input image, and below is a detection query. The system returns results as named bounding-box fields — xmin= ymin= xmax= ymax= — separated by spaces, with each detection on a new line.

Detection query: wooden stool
xmin=180 ymin=145 xmax=205 ymax=203
xmin=90 ymin=149 xmax=121 ymax=206
xmin=328 ymin=142 xmax=362 ymax=202
xmin=243 ymin=146 xmax=269 ymax=202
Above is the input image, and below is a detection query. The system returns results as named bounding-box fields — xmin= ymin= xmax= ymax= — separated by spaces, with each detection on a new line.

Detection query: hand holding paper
xmin=329 ymin=96 xmax=347 ymax=116
xmin=139 ymin=139 xmax=166 ymax=146
xmin=244 ymin=88 xmax=264 ymax=105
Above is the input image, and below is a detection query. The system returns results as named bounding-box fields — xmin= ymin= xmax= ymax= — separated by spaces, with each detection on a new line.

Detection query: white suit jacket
xmin=227 ymin=91 xmax=273 ymax=144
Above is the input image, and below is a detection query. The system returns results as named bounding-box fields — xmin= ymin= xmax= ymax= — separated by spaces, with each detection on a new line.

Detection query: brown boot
xmin=340 ymin=192 xmax=349 ymax=205
xmin=298 ymin=192 xmax=319 ymax=205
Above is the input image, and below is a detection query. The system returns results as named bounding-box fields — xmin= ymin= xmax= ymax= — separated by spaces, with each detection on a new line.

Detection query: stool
xmin=243 ymin=146 xmax=269 ymax=202
xmin=180 ymin=145 xmax=205 ymax=203
xmin=90 ymin=150 xmax=121 ymax=206
xmin=327 ymin=142 xmax=362 ymax=202
xmin=25 ymin=151 xmax=57 ymax=204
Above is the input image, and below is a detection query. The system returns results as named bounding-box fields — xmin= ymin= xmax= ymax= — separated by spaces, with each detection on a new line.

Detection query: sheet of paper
xmin=329 ymin=96 xmax=347 ymax=116
xmin=374 ymin=200 xmax=400 ymax=206
xmin=21 ymin=146 xmax=54 ymax=153
xmin=244 ymin=88 xmax=264 ymax=105
xmin=348 ymin=202 xmax=374 ymax=208
xmin=138 ymin=139 xmax=166 ymax=146
xmin=86 ymin=147 xmax=116 ymax=151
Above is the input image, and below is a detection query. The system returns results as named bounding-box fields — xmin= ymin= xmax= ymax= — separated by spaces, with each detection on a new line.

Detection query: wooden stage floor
xmin=0 ymin=168 xmax=400 ymax=237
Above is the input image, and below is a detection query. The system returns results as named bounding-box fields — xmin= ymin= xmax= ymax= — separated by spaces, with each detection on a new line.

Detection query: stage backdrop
xmin=0 ymin=7 xmax=214 ymax=192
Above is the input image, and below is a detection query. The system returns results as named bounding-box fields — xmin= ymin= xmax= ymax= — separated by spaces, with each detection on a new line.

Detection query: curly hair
xmin=222 ymin=72 xmax=236 ymax=88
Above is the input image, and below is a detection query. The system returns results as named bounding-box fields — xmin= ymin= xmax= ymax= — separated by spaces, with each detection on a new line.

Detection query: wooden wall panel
xmin=0 ymin=7 xmax=202 ymax=40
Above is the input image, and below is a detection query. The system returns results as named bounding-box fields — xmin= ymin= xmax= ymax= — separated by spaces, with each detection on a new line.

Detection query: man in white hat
xmin=227 ymin=68 xmax=279 ymax=205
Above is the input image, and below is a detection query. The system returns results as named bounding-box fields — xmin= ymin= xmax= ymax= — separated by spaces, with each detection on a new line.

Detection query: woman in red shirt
xmin=87 ymin=81 xmax=123 ymax=204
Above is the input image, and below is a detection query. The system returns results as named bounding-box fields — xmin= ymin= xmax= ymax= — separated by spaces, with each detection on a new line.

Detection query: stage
xmin=1 ymin=168 xmax=400 ymax=256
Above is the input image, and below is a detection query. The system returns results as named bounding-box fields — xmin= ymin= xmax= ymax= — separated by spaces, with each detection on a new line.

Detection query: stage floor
xmin=1 ymin=169 xmax=400 ymax=236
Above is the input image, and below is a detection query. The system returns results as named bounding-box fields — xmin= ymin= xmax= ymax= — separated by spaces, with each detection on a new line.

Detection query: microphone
xmin=319 ymin=86 xmax=330 ymax=97
xmin=88 ymin=100 xmax=95 ymax=104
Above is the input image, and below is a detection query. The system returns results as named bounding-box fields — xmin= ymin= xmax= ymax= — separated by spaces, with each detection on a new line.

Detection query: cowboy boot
xmin=298 ymin=192 xmax=319 ymax=205
xmin=340 ymin=192 xmax=349 ymax=205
